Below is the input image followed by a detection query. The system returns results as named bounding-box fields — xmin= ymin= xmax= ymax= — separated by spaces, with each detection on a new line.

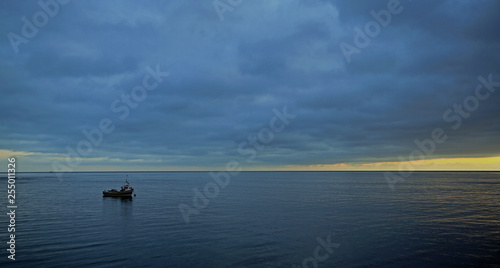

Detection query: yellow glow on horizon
xmin=282 ymin=156 xmax=500 ymax=171
xmin=1 ymin=149 xmax=499 ymax=172
xmin=0 ymin=149 xmax=35 ymax=158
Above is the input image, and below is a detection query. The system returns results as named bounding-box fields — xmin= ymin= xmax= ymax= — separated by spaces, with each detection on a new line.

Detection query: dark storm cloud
xmin=0 ymin=0 xmax=499 ymax=170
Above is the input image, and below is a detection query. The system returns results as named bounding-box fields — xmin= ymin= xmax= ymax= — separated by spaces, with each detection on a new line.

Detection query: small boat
xmin=103 ymin=179 xmax=134 ymax=197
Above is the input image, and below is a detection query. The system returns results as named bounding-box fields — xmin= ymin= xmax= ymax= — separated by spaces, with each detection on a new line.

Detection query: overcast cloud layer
xmin=1 ymin=0 xmax=499 ymax=171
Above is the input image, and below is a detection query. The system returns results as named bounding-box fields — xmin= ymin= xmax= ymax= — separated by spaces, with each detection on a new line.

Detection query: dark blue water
xmin=1 ymin=171 xmax=499 ymax=267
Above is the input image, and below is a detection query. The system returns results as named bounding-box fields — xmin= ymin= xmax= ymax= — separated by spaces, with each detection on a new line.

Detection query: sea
xmin=0 ymin=171 xmax=499 ymax=267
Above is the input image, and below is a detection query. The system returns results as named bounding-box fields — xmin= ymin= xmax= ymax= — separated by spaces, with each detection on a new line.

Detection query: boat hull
xmin=103 ymin=190 xmax=133 ymax=197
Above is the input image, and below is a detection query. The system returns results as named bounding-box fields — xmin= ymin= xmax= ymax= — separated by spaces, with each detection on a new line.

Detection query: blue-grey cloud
xmin=0 ymin=0 xmax=499 ymax=171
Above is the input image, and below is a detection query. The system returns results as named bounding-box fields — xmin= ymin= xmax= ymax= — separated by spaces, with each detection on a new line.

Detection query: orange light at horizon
xmin=281 ymin=156 xmax=500 ymax=171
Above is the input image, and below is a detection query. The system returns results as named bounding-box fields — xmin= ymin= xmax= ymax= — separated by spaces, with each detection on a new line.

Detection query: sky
xmin=1 ymin=0 xmax=499 ymax=173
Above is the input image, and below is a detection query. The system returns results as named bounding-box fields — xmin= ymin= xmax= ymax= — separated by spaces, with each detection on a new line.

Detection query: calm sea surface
xmin=1 ymin=171 xmax=499 ymax=267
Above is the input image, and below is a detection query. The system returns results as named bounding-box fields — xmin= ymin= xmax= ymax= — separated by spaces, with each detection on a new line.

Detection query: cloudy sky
xmin=1 ymin=0 xmax=499 ymax=172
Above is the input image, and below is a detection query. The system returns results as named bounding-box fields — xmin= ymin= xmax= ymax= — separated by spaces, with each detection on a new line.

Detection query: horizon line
xmin=2 ymin=170 xmax=499 ymax=173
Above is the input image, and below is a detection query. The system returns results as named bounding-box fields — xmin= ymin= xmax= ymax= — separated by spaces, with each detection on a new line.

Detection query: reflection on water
xmin=102 ymin=196 xmax=133 ymax=218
